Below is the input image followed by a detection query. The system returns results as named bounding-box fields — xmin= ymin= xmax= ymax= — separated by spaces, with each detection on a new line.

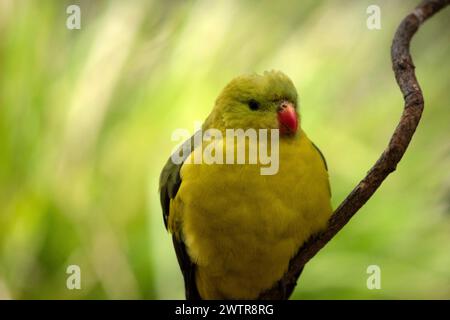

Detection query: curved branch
xmin=259 ymin=0 xmax=449 ymax=300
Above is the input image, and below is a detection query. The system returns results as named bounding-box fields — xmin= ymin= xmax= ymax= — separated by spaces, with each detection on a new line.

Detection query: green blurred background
xmin=0 ymin=0 xmax=449 ymax=299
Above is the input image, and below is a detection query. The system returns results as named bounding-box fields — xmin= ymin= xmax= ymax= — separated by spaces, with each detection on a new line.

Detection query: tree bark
xmin=259 ymin=0 xmax=450 ymax=300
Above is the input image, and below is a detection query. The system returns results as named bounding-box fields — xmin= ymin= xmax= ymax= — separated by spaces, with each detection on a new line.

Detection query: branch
xmin=259 ymin=0 xmax=449 ymax=300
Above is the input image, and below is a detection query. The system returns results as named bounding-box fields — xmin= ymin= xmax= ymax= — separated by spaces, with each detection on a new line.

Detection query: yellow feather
xmin=170 ymin=129 xmax=332 ymax=299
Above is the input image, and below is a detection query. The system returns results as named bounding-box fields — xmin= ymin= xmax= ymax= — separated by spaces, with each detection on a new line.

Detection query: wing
xmin=312 ymin=142 xmax=331 ymax=197
xmin=263 ymin=141 xmax=330 ymax=300
xmin=311 ymin=142 xmax=328 ymax=171
xmin=159 ymin=130 xmax=202 ymax=300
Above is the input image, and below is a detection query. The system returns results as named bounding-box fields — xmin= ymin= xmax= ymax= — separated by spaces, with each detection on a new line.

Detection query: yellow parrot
xmin=160 ymin=70 xmax=332 ymax=300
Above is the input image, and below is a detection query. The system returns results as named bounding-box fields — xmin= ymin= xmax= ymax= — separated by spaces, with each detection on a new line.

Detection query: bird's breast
xmin=173 ymin=131 xmax=332 ymax=299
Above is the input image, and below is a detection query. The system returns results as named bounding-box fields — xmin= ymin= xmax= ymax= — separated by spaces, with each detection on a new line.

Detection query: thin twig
xmin=259 ymin=0 xmax=449 ymax=300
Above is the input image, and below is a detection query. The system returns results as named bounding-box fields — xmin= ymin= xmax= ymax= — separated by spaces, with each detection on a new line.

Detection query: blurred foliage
xmin=0 ymin=0 xmax=449 ymax=299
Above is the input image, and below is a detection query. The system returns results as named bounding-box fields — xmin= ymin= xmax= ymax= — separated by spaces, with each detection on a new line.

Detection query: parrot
xmin=159 ymin=70 xmax=332 ymax=300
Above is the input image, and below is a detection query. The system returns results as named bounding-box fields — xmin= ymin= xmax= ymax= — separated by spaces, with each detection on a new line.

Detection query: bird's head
xmin=209 ymin=70 xmax=299 ymax=136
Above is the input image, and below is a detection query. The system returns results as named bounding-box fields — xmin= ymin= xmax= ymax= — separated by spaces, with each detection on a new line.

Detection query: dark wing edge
xmin=159 ymin=131 xmax=202 ymax=300
xmin=311 ymin=142 xmax=331 ymax=197
xmin=311 ymin=142 xmax=328 ymax=171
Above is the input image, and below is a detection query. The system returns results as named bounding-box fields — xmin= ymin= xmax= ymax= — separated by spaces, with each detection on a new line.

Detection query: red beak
xmin=277 ymin=101 xmax=298 ymax=135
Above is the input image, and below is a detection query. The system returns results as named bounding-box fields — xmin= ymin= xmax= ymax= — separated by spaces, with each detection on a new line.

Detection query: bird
xmin=159 ymin=70 xmax=332 ymax=300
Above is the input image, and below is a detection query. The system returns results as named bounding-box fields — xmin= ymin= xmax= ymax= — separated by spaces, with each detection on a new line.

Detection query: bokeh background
xmin=0 ymin=0 xmax=449 ymax=299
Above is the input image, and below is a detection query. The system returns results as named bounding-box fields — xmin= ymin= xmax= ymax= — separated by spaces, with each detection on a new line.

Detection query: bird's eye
xmin=248 ymin=99 xmax=260 ymax=111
